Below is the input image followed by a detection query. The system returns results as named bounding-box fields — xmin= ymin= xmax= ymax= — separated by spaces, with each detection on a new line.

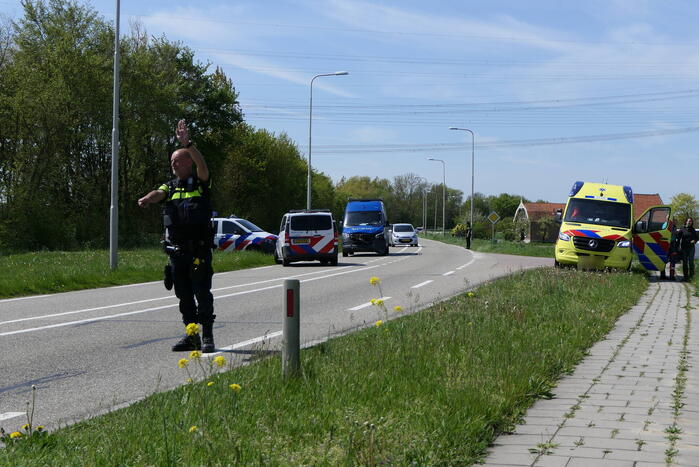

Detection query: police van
xmin=275 ymin=210 xmax=339 ymax=266
xmin=555 ymin=181 xmax=672 ymax=271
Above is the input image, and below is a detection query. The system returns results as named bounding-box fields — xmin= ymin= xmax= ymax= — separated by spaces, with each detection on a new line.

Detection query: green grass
xmin=423 ymin=233 xmax=555 ymax=258
xmin=0 ymin=248 xmax=274 ymax=299
xmin=2 ymin=268 xmax=648 ymax=465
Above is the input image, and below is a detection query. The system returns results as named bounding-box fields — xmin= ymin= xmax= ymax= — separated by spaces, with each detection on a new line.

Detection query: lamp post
xmin=109 ymin=0 xmax=120 ymax=270
xmin=428 ymin=158 xmax=446 ymax=235
xmin=307 ymin=71 xmax=348 ymax=210
xmin=418 ymin=177 xmax=429 ymax=232
xmin=449 ymin=127 xmax=475 ymax=245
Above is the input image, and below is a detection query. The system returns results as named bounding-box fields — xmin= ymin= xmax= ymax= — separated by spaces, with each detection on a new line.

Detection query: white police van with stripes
xmin=275 ymin=210 xmax=339 ymax=266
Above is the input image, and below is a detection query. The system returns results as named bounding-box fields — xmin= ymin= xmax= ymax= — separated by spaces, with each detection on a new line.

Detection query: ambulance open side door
xmin=632 ymin=205 xmax=673 ymax=272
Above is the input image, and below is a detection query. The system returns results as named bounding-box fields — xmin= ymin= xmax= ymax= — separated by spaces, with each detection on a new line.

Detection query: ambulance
xmin=555 ymin=181 xmax=672 ymax=272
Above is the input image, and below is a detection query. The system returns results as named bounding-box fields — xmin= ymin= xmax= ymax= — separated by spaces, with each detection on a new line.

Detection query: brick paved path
xmin=482 ymin=281 xmax=699 ymax=467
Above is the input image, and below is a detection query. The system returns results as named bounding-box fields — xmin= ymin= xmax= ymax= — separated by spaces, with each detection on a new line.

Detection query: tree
xmin=670 ymin=193 xmax=698 ymax=222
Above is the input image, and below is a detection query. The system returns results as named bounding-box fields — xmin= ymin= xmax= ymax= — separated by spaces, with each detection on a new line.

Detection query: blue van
xmin=341 ymin=199 xmax=390 ymax=256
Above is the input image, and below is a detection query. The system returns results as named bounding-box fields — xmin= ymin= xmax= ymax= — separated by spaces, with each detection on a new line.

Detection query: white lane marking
xmin=0 ymin=256 xmax=406 ymax=326
xmin=443 ymin=271 xmax=455 ymax=276
xmin=456 ymin=256 xmax=477 ymax=270
xmin=348 ymin=297 xmax=392 ymax=311
xmin=206 ymin=331 xmax=284 ymax=358
xmin=0 ymin=412 xmax=25 ymax=421
xmin=411 ymin=280 xmax=433 ymax=289
xmin=2 ymin=259 xmax=398 ymax=336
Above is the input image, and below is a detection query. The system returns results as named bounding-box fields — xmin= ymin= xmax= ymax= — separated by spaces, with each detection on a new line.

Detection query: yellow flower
xmin=188 ymin=425 xmax=198 ymax=433
xmin=186 ymin=378 xmax=193 ymax=383
xmin=207 ymin=381 xmax=215 ymax=387
xmin=185 ymin=323 xmax=200 ymax=336
xmin=9 ymin=432 xmax=21 ymax=439
xmin=189 ymin=350 xmax=202 ymax=359
xmin=375 ymin=320 xmax=383 ymax=327
xmin=369 ymin=276 xmax=380 ymax=286
xmin=467 ymin=292 xmax=475 ymax=298
xmin=213 ymin=356 xmax=226 ymax=367
xmin=21 ymin=424 xmax=29 ymax=431
xmin=178 ymin=358 xmax=189 ymax=368
xmin=229 ymin=383 xmax=242 ymax=393
xmin=375 ymin=299 xmax=384 ymax=306
xmin=370 ymin=298 xmax=377 ymax=305
xmin=36 ymin=426 xmax=44 ymax=432
xmin=393 ymin=305 xmax=402 ymax=312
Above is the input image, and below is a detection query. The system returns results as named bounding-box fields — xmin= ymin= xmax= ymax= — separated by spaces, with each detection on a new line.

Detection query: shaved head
xmin=171 ymin=149 xmax=193 ymax=179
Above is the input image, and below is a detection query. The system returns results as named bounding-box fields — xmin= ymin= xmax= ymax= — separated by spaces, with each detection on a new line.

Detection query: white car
xmin=212 ymin=216 xmax=277 ymax=254
xmin=390 ymin=223 xmax=419 ymax=247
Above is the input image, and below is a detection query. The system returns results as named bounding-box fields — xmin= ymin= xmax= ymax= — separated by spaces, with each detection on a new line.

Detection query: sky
xmin=1 ymin=0 xmax=698 ymax=204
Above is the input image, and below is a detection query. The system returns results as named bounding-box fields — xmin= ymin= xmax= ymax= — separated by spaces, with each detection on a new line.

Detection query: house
xmin=513 ymin=201 xmax=566 ymax=243
xmin=513 ymin=194 xmax=664 ymax=243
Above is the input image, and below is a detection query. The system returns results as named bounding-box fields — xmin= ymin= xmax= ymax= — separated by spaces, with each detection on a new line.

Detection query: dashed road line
xmin=348 ymin=297 xmax=392 ymax=311
xmin=0 ymin=412 xmax=25 ymax=422
xmin=411 ymin=280 xmax=433 ymax=289
xmin=205 ymin=331 xmax=284 ymax=358
xmin=442 ymin=271 xmax=455 ymax=276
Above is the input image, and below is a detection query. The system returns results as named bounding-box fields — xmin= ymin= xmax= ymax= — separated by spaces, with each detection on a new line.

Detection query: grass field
xmin=423 ymin=232 xmax=555 ymax=258
xmin=1 ymin=268 xmax=648 ymax=465
xmin=0 ymin=248 xmax=274 ymax=299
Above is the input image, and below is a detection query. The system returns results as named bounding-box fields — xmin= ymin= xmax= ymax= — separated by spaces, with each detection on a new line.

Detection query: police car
xmin=275 ymin=210 xmax=339 ymax=266
xmin=212 ymin=215 xmax=278 ymax=254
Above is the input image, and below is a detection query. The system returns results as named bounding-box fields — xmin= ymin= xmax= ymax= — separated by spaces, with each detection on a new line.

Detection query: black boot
xmin=202 ymin=322 xmax=215 ymax=353
xmin=171 ymin=334 xmax=201 ymax=352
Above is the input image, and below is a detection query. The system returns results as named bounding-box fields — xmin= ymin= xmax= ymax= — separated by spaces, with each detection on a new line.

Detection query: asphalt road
xmin=0 ymin=238 xmax=550 ymax=431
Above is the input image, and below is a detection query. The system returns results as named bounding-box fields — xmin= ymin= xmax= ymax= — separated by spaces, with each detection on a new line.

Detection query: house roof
xmin=521 ymin=202 xmax=566 ymax=221
xmin=633 ymin=194 xmax=663 ymax=220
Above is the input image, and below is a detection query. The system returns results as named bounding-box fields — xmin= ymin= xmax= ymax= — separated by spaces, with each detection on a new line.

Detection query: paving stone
xmin=533 ymin=455 xmax=571 ymax=467
xmin=482 ymin=451 xmax=538 ymax=465
xmin=566 ymin=459 xmax=633 ymax=467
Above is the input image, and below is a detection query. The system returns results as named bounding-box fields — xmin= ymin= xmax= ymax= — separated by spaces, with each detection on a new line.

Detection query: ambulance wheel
xmin=342 ymin=251 xmax=348 ymax=257
xmin=330 ymin=255 xmax=338 ymax=266
xmin=282 ymin=256 xmax=290 ymax=267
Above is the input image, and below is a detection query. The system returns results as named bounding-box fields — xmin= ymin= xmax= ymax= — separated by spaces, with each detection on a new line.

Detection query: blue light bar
xmin=623 ymin=186 xmax=633 ymax=203
xmin=569 ymin=181 xmax=584 ymax=197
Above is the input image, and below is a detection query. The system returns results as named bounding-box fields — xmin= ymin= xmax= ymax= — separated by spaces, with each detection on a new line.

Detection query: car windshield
xmin=345 ymin=211 xmax=382 ymax=226
xmin=393 ymin=224 xmax=414 ymax=232
xmin=235 ymin=218 xmax=264 ymax=232
xmin=290 ymin=215 xmax=332 ymax=231
xmin=564 ymin=198 xmax=631 ymax=229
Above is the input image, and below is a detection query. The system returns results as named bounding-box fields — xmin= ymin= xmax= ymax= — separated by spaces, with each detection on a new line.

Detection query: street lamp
xmin=109 ymin=0 xmax=121 ymax=270
xmin=427 ymin=158 xmax=446 ymax=235
xmin=307 ymin=71 xmax=348 ymax=210
xmin=418 ymin=176 xmax=429 ymax=232
xmin=449 ymin=127 xmax=475 ymax=245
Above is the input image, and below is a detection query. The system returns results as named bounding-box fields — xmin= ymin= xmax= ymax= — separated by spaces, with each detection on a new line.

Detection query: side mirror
xmin=554 ymin=210 xmax=562 ymax=224
xmin=635 ymin=220 xmax=647 ymax=233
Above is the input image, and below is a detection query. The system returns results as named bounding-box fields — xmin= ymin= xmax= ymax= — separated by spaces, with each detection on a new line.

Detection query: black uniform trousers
xmin=170 ymin=248 xmax=214 ymax=325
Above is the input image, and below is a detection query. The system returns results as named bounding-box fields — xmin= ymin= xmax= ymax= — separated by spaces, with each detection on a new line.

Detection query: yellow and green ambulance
xmin=555 ymin=181 xmax=672 ymax=271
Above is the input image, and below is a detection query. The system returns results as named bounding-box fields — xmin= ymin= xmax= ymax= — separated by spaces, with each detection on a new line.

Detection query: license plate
xmin=292 ymin=238 xmax=310 ymax=245
xmin=400 ymin=239 xmax=411 ymax=243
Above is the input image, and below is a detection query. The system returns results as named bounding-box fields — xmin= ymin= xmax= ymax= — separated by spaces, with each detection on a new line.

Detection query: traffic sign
xmin=488 ymin=212 xmax=500 ymax=224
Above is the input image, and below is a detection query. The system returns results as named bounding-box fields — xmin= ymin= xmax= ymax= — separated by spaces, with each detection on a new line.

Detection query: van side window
xmin=222 ymin=221 xmax=244 ymax=235
xmin=279 ymin=216 xmax=287 ymax=233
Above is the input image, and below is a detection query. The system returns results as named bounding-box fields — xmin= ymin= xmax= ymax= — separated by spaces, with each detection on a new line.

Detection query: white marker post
xmin=283 ymin=279 xmax=300 ymax=378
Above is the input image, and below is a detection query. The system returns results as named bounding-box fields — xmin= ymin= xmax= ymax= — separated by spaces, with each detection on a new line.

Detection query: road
xmin=0 ymin=238 xmax=550 ymax=430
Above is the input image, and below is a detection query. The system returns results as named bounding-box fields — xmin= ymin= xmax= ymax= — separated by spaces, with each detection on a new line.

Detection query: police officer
xmin=138 ymin=120 xmax=216 ymax=352
xmin=677 ymin=217 xmax=698 ymax=282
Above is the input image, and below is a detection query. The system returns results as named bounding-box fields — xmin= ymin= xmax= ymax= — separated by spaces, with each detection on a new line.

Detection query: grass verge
xmin=423 ymin=233 xmax=555 ymax=257
xmin=0 ymin=248 xmax=274 ymax=299
xmin=2 ymin=267 xmax=647 ymax=465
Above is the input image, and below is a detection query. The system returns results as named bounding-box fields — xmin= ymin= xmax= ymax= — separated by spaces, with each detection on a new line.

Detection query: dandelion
xmin=9 ymin=432 xmax=21 ymax=439
xmin=370 ymin=298 xmax=377 ymax=305
xmin=393 ymin=305 xmax=402 ymax=312
xmin=374 ymin=298 xmax=384 ymax=306
xmin=186 ymin=378 xmax=193 ymax=383
xmin=213 ymin=356 xmax=226 ymax=367
xmin=229 ymin=383 xmax=242 ymax=393
xmin=188 ymin=425 xmax=198 ymax=433
xmin=207 ymin=381 xmax=215 ymax=387
xmin=36 ymin=426 xmax=44 ymax=432
xmin=375 ymin=320 xmax=383 ymax=327
xmin=369 ymin=276 xmax=380 ymax=286
xmin=189 ymin=350 xmax=202 ymax=359
xmin=467 ymin=292 xmax=475 ymax=298
xmin=185 ymin=323 xmax=200 ymax=336
xmin=178 ymin=358 xmax=189 ymax=368
xmin=21 ymin=423 xmax=29 ymax=431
